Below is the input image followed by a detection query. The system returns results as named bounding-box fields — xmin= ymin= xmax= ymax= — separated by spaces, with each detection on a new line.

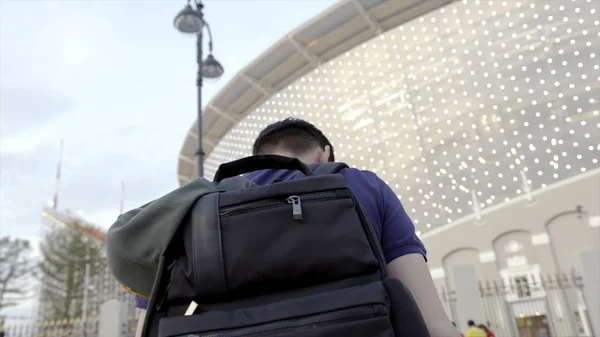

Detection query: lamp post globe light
xmin=174 ymin=0 xmax=225 ymax=177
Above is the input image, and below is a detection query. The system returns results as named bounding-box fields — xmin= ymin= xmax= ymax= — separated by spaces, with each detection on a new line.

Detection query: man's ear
xmin=319 ymin=145 xmax=332 ymax=163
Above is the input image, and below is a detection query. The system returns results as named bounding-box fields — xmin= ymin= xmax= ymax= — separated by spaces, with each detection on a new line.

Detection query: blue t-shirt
xmin=134 ymin=168 xmax=426 ymax=309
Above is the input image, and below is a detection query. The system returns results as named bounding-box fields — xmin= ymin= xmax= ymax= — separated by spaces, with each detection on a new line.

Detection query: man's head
xmin=252 ymin=118 xmax=335 ymax=164
xmin=468 ymin=320 xmax=476 ymax=327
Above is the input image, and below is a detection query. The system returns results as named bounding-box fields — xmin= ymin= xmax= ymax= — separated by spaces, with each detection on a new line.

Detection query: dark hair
xmin=468 ymin=320 xmax=476 ymax=326
xmin=478 ymin=324 xmax=490 ymax=333
xmin=252 ymin=118 xmax=335 ymax=162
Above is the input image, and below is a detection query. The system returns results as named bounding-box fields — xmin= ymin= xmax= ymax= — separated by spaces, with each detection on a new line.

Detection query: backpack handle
xmin=213 ymin=155 xmax=314 ymax=182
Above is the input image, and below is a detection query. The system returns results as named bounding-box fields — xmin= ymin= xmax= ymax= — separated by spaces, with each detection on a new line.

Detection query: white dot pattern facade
xmin=205 ymin=0 xmax=600 ymax=234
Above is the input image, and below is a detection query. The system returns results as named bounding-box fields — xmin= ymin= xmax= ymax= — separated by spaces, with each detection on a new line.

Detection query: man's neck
xmin=269 ymin=151 xmax=314 ymax=165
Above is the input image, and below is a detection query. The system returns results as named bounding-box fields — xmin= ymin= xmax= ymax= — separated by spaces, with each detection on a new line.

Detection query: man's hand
xmin=387 ymin=253 xmax=461 ymax=337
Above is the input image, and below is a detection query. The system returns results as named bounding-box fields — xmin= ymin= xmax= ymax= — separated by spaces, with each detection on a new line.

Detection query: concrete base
xmin=579 ymin=248 xmax=600 ymax=337
xmin=99 ymin=299 xmax=129 ymax=337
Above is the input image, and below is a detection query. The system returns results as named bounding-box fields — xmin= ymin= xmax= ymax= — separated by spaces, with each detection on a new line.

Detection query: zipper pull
xmin=287 ymin=195 xmax=303 ymax=221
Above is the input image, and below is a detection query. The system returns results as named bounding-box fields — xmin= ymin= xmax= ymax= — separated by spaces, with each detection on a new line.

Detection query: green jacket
xmin=105 ymin=177 xmax=220 ymax=298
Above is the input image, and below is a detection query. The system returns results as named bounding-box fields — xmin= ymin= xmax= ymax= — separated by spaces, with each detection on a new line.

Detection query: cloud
xmin=0 ymin=1 xmax=125 ymax=93
xmin=0 ymin=142 xmax=60 ymax=240
xmin=0 ymin=135 xmax=179 ymax=234
xmin=0 ymin=86 xmax=74 ymax=138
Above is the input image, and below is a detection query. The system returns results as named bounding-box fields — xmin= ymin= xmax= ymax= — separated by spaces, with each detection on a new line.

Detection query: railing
xmin=439 ymin=273 xmax=595 ymax=337
xmin=480 ymin=273 xmax=593 ymax=337
xmin=438 ymin=285 xmax=458 ymax=323
xmin=0 ymin=313 xmax=139 ymax=337
xmin=1 ymin=317 xmax=99 ymax=337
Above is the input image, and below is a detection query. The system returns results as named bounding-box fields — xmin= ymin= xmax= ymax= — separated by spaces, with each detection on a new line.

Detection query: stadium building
xmin=176 ymin=0 xmax=600 ymax=336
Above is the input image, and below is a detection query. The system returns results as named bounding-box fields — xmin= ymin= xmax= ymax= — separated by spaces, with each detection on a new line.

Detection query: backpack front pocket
xmin=158 ymin=281 xmax=395 ymax=337
xmin=219 ymin=188 xmax=380 ymax=297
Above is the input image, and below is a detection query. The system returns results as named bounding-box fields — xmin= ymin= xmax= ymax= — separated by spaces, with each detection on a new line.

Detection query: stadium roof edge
xmin=177 ymin=0 xmax=455 ymax=185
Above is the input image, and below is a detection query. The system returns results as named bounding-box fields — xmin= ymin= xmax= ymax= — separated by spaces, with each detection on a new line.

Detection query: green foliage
xmin=38 ymin=222 xmax=103 ymax=320
xmin=0 ymin=236 xmax=35 ymax=311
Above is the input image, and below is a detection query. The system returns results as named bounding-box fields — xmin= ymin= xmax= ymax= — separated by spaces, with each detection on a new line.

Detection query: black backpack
xmin=140 ymin=155 xmax=430 ymax=337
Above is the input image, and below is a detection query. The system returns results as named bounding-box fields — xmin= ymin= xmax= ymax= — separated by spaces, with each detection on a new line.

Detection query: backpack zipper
xmin=219 ymin=191 xmax=338 ymax=220
xmin=194 ymin=305 xmax=376 ymax=337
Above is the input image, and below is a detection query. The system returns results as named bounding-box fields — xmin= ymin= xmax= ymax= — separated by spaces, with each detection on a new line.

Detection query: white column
xmin=579 ymin=248 xmax=600 ymax=337
xmin=98 ymin=299 xmax=128 ymax=337
xmin=452 ymin=264 xmax=487 ymax=333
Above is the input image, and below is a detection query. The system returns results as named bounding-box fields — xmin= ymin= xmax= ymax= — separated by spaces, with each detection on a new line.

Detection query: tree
xmin=0 ymin=236 xmax=35 ymax=311
xmin=38 ymin=222 xmax=103 ymax=320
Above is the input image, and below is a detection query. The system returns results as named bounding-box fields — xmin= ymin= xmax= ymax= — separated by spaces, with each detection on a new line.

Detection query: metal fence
xmin=1 ymin=317 xmax=100 ymax=337
xmin=438 ymin=284 xmax=458 ymax=325
xmin=0 ymin=313 xmax=138 ymax=337
xmin=439 ymin=273 xmax=595 ymax=337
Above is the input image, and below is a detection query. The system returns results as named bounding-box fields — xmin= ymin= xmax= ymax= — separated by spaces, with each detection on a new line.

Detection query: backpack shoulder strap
xmin=217 ymin=175 xmax=257 ymax=191
xmin=308 ymin=162 xmax=349 ymax=175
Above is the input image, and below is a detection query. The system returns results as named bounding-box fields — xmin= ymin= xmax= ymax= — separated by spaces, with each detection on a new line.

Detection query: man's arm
xmin=388 ymin=254 xmax=459 ymax=337
xmin=374 ymin=175 xmax=459 ymax=337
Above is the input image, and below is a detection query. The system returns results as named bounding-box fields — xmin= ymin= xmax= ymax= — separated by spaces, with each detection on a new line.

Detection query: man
xmin=134 ymin=118 xmax=458 ymax=337
xmin=465 ymin=320 xmax=487 ymax=337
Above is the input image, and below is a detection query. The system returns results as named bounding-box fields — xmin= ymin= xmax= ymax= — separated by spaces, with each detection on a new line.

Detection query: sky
xmin=0 ymin=0 xmax=337 ymax=321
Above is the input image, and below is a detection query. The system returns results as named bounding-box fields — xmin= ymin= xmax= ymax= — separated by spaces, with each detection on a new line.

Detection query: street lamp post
xmin=174 ymin=0 xmax=225 ymax=177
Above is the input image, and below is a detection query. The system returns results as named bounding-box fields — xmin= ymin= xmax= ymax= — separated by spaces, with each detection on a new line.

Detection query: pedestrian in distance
xmin=478 ymin=324 xmax=495 ymax=337
xmin=466 ymin=320 xmax=487 ymax=337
